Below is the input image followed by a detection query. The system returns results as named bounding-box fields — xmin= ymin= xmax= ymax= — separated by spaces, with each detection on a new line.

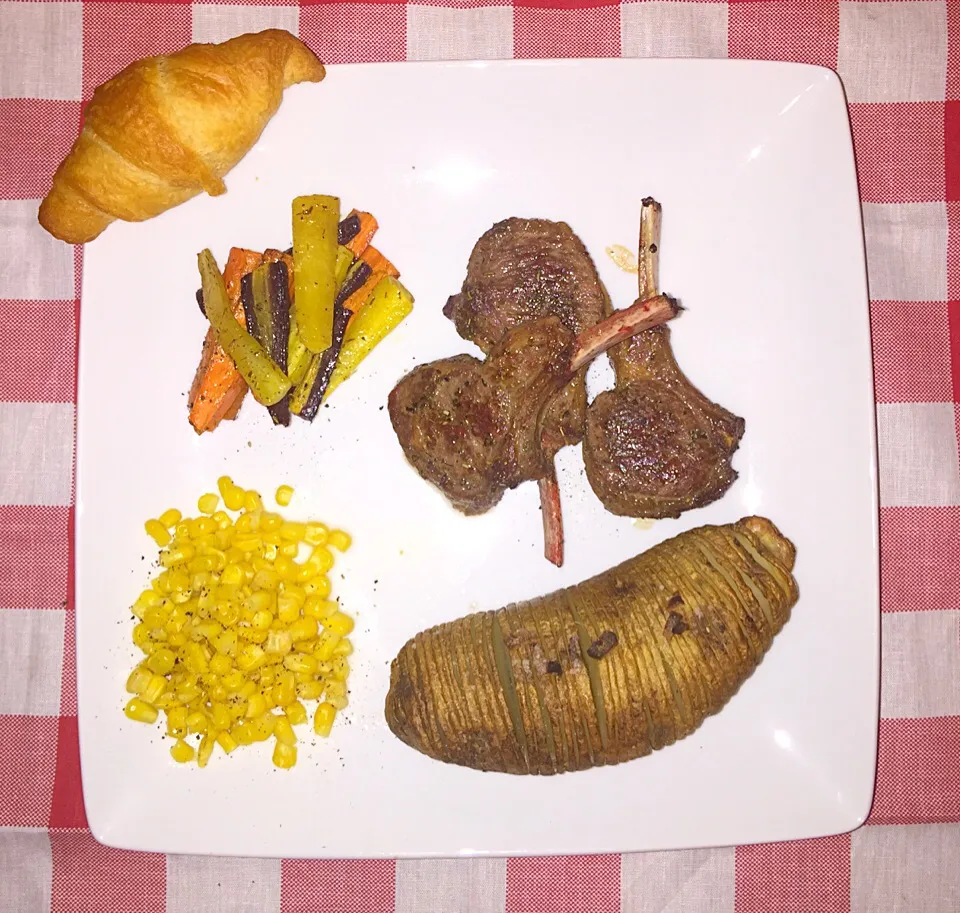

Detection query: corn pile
xmin=124 ymin=476 xmax=353 ymax=769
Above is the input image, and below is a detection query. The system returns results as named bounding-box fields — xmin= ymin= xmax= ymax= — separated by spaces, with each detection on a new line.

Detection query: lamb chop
xmin=582 ymin=199 xmax=745 ymax=518
xmin=444 ymin=218 xmax=608 ymax=450
xmin=388 ymin=295 xmax=680 ymax=517
xmin=443 ymin=218 xmax=609 ymax=562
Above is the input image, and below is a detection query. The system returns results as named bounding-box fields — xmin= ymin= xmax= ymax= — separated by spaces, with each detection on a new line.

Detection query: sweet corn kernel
xmin=304 ymin=523 xmax=328 ymax=546
xmin=309 ymin=546 xmax=335 ymax=574
xmin=176 ymin=681 xmax=201 ymax=704
xmin=330 ymin=657 xmax=350 ymax=683
xmin=284 ymin=701 xmax=308 ymax=726
xmin=272 ymin=680 xmax=296 ymax=708
xmin=154 ymin=690 xmax=178 ymax=709
xmin=170 ymin=739 xmax=195 ymax=763
xmin=159 ymin=508 xmax=182 ymax=529
xmin=146 ymin=647 xmax=176 ymax=675
xmin=275 ymin=484 xmax=294 ymax=507
xmin=325 ymin=679 xmax=346 ymax=698
xmin=328 ymin=529 xmax=352 ymax=552
xmin=253 ymin=569 xmax=279 ymax=590
xmin=166 ymin=706 xmax=188 ymax=737
xmin=281 ymin=583 xmax=306 ymax=605
xmin=272 ymin=740 xmax=297 ymax=769
xmin=126 ymin=665 xmax=153 ymax=695
xmin=211 ymin=703 xmax=232 ymax=731
xmin=226 ymin=720 xmax=249 ymax=745
xmin=304 ymin=596 xmax=337 ymax=620
xmin=245 ymin=692 xmax=269 ymax=719
xmin=327 ymin=692 xmax=349 ymax=711
xmin=314 ymin=630 xmax=341 ymax=662
xmin=273 ymin=557 xmax=295 ymax=582
xmin=222 ymin=670 xmax=245 ymax=691
xmin=264 ymin=629 xmax=292 ymax=656
xmin=283 ymin=653 xmax=317 ymax=675
xmin=198 ymin=493 xmax=220 ymax=515
xmin=142 ymin=674 xmax=167 ymax=705
xmin=322 ymin=611 xmax=354 ymax=638
xmin=251 ymin=609 xmax=274 ymax=631
xmin=277 ymin=596 xmax=301 ymax=625
xmin=221 ymin=563 xmax=244 ymax=586
xmin=127 ymin=481 xmax=353 ymax=766
xmin=236 ymin=643 xmax=266 ymax=672
xmin=288 ymin=617 xmax=318 ymax=643
xmin=209 ymin=654 xmax=233 ymax=676
xmin=144 ymin=519 xmax=171 ymax=547
xmin=197 ymin=734 xmax=215 ymax=767
xmin=219 ymin=477 xmax=245 ymax=511
xmin=274 ymin=715 xmax=297 ymax=746
xmin=333 ymin=638 xmax=354 ymax=658
xmin=135 ymin=588 xmax=163 ymax=609
xmin=260 ymin=513 xmax=283 ymax=534
xmin=303 ymin=576 xmax=332 ymax=599
xmin=124 ymin=698 xmax=158 ymax=724
xmin=220 ymin=600 xmax=243 ymax=625
xmin=279 ymin=522 xmax=306 ymax=541
xmin=215 ymin=730 xmax=238 ymax=754
xmin=248 ymin=713 xmax=276 ymax=741
xmin=186 ymin=711 xmax=208 ymax=734
xmin=191 ymin=516 xmax=217 ymax=537
xmin=296 ymin=680 xmax=324 ymax=701
xmin=236 ymin=512 xmax=259 ymax=535
xmin=314 ymin=702 xmax=336 ymax=737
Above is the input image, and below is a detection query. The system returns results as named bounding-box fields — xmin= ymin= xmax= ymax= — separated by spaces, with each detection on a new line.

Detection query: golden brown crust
xmin=385 ymin=517 xmax=800 ymax=775
xmin=38 ymin=29 xmax=324 ymax=243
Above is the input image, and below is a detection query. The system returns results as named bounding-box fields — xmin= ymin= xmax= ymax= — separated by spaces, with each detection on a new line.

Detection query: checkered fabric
xmin=1 ymin=1 xmax=959 ymax=910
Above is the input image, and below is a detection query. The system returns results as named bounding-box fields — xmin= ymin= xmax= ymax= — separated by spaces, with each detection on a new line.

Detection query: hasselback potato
xmin=385 ymin=517 xmax=799 ymax=774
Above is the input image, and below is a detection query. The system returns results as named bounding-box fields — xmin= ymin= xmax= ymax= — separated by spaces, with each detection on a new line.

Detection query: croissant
xmin=38 ymin=29 xmax=325 ymax=244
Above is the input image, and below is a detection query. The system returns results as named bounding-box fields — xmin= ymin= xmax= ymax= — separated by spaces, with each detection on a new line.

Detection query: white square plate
xmin=76 ymin=58 xmax=878 ymax=858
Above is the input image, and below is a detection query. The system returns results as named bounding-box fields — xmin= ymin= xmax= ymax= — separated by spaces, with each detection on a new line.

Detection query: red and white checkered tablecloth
xmin=1 ymin=0 xmax=959 ymax=910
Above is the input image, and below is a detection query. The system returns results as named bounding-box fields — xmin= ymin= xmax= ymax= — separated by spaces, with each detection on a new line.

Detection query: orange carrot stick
xmin=187 ymin=248 xmax=263 ymax=434
xmin=345 ymin=211 xmax=378 ymax=258
xmin=343 ymin=246 xmax=399 ymax=315
xmin=360 ymin=244 xmax=399 ymax=279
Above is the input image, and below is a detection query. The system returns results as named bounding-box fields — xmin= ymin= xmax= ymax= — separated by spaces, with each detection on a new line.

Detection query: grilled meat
xmin=389 ymin=296 xmax=679 ymax=515
xmin=443 ymin=217 xmax=608 ymax=453
xmin=583 ymin=199 xmax=745 ymax=518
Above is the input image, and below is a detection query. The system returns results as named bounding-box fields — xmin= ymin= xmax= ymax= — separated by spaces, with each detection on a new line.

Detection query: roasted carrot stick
xmin=187 ymin=248 xmax=262 ymax=434
xmin=344 ymin=211 xmax=378 ymax=258
xmin=343 ymin=246 xmax=400 ymax=315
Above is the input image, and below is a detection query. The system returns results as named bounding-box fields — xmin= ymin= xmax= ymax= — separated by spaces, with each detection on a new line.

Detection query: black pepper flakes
xmin=546 ymin=660 xmax=563 ymax=675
